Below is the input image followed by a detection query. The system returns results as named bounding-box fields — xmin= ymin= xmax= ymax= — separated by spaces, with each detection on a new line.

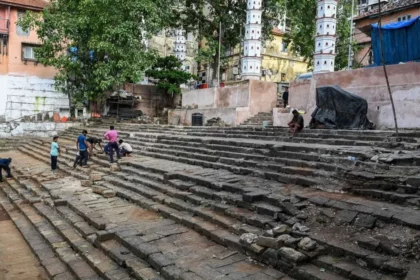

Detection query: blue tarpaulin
xmin=371 ymin=17 xmax=420 ymax=66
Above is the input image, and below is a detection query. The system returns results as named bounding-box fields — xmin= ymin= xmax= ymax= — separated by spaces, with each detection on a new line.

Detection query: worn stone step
xmin=353 ymin=189 xmax=420 ymax=204
xmin=292 ymin=264 xmax=349 ymax=280
xmin=314 ymin=255 xmax=401 ymax=280
xmin=1 ymin=194 xmax=101 ymax=279
xmin=0 ymin=200 xmax=75 ymax=280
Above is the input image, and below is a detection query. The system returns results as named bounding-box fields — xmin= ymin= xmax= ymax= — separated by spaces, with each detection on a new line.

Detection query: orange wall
xmin=0 ymin=6 xmax=56 ymax=78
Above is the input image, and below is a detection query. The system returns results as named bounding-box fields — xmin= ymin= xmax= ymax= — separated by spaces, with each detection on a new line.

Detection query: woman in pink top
xmin=104 ymin=126 xmax=121 ymax=163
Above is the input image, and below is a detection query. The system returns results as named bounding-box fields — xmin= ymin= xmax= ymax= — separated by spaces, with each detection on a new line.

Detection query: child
xmin=50 ymin=136 xmax=60 ymax=171
xmin=118 ymin=139 xmax=133 ymax=157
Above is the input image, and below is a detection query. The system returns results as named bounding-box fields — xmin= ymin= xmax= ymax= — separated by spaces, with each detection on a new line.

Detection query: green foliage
xmin=18 ymin=0 xmax=177 ymax=102
xmin=176 ymin=0 xmax=285 ymax=79
xmin=284 ymin=0 xmax=360 ymax=71
xmin=145 ymin=56 xmax=198 ymax=95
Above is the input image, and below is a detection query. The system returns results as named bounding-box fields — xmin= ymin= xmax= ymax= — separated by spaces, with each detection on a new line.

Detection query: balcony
xmin=0 ymin=18 xmax=9 ymax=34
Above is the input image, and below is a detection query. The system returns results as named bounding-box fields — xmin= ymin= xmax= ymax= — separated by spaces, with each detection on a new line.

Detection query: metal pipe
xmin=347 ymin=0 xmax=355 ymax=69
xmin=217 ymin=20 xmax=222 ymax=87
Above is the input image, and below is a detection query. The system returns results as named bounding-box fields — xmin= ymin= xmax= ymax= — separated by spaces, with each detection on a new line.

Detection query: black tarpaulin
xmin=310 ymin=85 xmax=374 ymax=130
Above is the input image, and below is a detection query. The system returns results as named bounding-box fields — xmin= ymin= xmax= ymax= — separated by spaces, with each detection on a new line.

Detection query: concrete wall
xmin=0 ymin=75 xmax=70 ymax=121
xmin=0 ymin=121 xmax=80 ymax=137
xmin=169 ymin=80 xmax=277 ymax=126
xmin=287 ymin=62 xmax=420 ymax=129
xmin=0 ymin=7 xmax=70 ymax=121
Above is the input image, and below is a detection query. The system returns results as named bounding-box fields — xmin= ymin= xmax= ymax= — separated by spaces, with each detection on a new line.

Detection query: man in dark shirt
xmin=87 ymin=137 xmax=103 ymax=155
xmin=288 ymin=110 xmax=304 ymax=137
xmin=282 ymin=88 xmax=289 ymax=108
xmin=0 ymin=158 xmax=12 ymax=182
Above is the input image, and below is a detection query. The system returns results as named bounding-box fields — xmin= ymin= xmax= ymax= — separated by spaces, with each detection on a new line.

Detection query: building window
xmin=17 ymin=11 xmax=30 ymax=36
xmin=398 ymin=15 xmax=411 ymax=22
xmin=22 ymin=44 xmax=39 ymax=60
xmin=281 ymin=73 xmax=286 ymax=81
xmin=282 ymin=40 xmax=290 ymax=52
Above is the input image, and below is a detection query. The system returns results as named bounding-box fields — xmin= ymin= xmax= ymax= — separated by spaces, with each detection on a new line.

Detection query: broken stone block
xmin=81 ymin=180 xmax=92 ymax=188
xmin=273 ymin=224 xmax=290 ymax=237
xmin=379 ymin=241 xmax=400 ymax=256
xmin=239 ymin=233 xmax=258 ymax=246
xmin=102 ymin=189 xmax=116 ymax=198
xmin=292 ymin=223 xmax=310 ymax=232
xmin=354 ymin=214 xmax=377 ymax=229
xmin=357 ymin=237 xmax=380 ymax=251
xmin=257 ymin=236 xmax=282 ymax=249
xmin=382 ymin=260 xmax=405 ymax=273
xmin=92 ymin=185 xmax=106 ymax=195
xmin=263 ymin=229 xmax=274 ymax=237
xmin=298 ymin=237 xmax=317 ymax=251
xmin=249 ymin=243 xmax=266 ymax=255
xmin=365 ymin=255 xmax=388 ymax=269
xmin=89 ymin=173 xmax=102 ymax=182
xmin=110 ymin=164 xmax=121 ymax=172
xmin=278 ymin=247 xmax=307 ymax=263
xmin=277 ymin=234 xmax=301 ymax=248
xmin=334 ymin=209 xmax=358 ymax=225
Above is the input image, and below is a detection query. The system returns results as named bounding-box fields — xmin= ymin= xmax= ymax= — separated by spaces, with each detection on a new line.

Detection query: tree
xmin=145 ymin=56 xmax=198 ymax=95
xmin=174 ymin=0 xmax=286 ymax=82
xmin=284 ymin=0 xmax=359 ymax=71
xmin=19 ymin=0 xmax=177 ymax=103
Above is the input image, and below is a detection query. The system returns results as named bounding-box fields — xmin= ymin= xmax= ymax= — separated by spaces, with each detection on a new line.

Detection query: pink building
xmin=0 ymin=0 xmax=70 ymax=121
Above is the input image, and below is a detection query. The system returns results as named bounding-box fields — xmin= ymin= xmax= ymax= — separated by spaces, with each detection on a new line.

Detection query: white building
xmin=241 ymin=0 xmax=263 ymax=80
xmin=314 ymin=0 xmax=338 ymax=73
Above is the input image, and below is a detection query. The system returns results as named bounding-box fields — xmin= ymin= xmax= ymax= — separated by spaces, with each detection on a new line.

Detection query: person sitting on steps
xmin=288 ymin=109 xmax=304 ymax=137
xmin=119 ymin=140 xmax=133 ymax=157
xmin=0 ymin=158 xmax=13 ymax=182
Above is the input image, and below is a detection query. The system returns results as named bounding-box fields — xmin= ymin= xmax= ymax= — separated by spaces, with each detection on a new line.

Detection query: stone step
xmin=1 ymin=185 xmax=102 ymax=280
xmin=12 ymin=150 xmax=298 ymax=280
xmin=45 ymin=135 xmax=420 ymax=206
xmin=0 ymin=200 xmax=76 ymax=280
xmin=64 ymin=126 xmax=414 ymax=148
xmin=353 ymin=189 xmax=420 ymax=204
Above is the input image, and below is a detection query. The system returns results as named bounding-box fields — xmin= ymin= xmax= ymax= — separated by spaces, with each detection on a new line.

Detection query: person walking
xmin=282 ymin=88 xmax=289 ymax=108
xmin=104 ymin=126 xmax=120 ymax=163
xmin=118 ymin=140 xmax=133 ymax=157
xmin=50 ymin=136 xmax=60 ymax=172
xmin=0 ymin=158 xmax=12 ymax=182
xmin=74 ymin=130 xmax=89 ymax=168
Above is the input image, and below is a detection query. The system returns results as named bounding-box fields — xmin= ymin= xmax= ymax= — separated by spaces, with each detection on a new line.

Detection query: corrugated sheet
xmin=371 ymin=17 xmax=420 ymax=65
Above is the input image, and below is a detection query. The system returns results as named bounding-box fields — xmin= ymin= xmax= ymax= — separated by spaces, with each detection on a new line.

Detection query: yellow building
xmin=147 ymin=29 xmax=199 ymax=75
xmin=222 ymin=28 xmax=308 ymax=87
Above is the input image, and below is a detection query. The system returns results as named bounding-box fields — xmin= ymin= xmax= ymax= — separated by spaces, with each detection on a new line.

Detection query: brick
xmin=81 ymin=180 xmax=93 ymax=188
xmin=161 ymin=265 xmax=184 ymax=280
xmin=180 ymin=272 xmax=205 ymax=280
xmin=148 ymin=253 xmax=175 ymax=271
xmin=42 ymin=258 xmax=68 ymax=277
xmin=131 ymin=242 xmax=161 ymax=259
xmin=256 ymin=236 xmax=282 ymax=249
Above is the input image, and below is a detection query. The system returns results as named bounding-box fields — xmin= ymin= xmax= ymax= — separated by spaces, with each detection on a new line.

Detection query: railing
xmin=0 ymin=19 xmax=9 ymax=34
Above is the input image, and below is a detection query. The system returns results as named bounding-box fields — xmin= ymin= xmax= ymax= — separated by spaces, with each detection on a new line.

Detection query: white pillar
xmin=241 ymin=0 xmax=262 ymax=80
xmin=174 ymin=28 xmax=187 ymax=71
xmin=314 ymin=0 xmax=338 ymax=73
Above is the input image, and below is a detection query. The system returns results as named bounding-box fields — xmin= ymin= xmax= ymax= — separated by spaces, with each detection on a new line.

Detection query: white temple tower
xmin=241 ymin=0 xmax=262 ymax=80
xmin=174 ymin=28 xmax=187 ymax=71
xmin=314 ymin=0 xmax=338 ymax=73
